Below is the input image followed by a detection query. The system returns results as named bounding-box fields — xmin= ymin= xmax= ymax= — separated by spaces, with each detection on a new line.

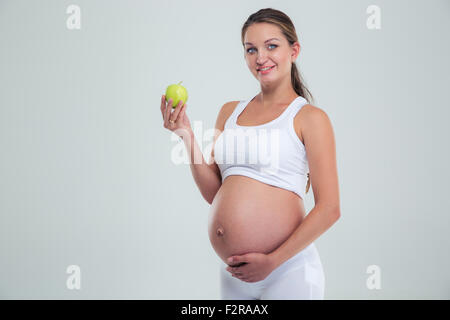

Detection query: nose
xmin=256 ymin=51 xmax=269 ymax=65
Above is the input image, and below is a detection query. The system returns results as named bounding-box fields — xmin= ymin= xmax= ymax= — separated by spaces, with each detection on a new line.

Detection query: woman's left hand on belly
xmin=226 ymin=252 xmax=277 ymax=283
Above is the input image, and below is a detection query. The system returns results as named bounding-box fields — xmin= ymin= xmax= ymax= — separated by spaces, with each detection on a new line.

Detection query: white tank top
xmin=214 ymin=94 xmax=310 ymax=200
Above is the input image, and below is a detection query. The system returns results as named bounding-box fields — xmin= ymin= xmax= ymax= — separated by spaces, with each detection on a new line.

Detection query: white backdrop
xmin=0 ymin=0 xmax=449 ymax=299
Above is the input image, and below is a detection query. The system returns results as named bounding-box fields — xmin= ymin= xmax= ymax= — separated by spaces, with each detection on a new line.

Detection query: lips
xmin=257 ymin=65 xmax=275 ymax=71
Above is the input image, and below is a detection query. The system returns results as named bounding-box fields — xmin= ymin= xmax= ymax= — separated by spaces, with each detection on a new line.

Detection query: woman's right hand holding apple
xmin=160 ymin=94 xmax=192 ymax=139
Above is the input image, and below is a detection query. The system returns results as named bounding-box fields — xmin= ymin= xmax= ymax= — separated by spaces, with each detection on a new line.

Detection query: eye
xmin=246 ymin=44 xmax=278 ymax=53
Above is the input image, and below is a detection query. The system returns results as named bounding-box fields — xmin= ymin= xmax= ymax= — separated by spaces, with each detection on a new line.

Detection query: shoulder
xmin=294 ymin=104 xmax=332 ymax=142
xmin=221 ymin=100 xmax=240 ymax=116
xmin=215 ymin=100 xmax=240 ymax=127
xmin=297 ymin=104 xmax=330 ymax=122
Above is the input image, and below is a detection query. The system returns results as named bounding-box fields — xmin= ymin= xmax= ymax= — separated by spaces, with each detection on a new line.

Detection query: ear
xmin=291 ymin=41 xmax=301 ymax=62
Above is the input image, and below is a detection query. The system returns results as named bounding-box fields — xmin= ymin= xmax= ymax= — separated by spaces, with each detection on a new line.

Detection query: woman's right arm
xmin=161 ymin=95 xmax=236 ymax=205
xmin=182 ymin=129 xmax=221 ymax=205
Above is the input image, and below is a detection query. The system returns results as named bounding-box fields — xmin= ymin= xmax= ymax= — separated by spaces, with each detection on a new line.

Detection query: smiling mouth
xmin=258 ymin=65 xmax=275 ymax=71
xmin=258 ymin=65 xmax=275 ymax=73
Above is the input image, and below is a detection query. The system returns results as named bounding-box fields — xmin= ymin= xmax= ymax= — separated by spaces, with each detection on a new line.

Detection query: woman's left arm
xmin=269 ymin=105 xmax=341 ymax=268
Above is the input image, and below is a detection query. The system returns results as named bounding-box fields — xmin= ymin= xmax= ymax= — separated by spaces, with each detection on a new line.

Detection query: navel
xmin=216 ymin=227 xmax=224 ymax=237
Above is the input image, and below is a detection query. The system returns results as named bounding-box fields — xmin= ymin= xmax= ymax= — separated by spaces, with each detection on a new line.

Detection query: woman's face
xmin=243 ymin=23 xmax=299 ymax=86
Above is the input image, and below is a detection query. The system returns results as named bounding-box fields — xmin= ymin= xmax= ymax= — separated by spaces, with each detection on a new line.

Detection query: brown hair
xmin=241 ymin=8 xmax=313 ymax=194
xmin=241 ymin=8 xmax=315 ymax=105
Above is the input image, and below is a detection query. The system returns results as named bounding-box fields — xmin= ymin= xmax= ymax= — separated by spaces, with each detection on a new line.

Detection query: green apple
xmin=165 ymin=81 xmax=188 ymax=109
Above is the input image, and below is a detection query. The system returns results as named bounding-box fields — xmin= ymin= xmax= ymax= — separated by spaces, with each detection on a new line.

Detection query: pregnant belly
xmin=208 ymin=175 xmax=306 ymax=266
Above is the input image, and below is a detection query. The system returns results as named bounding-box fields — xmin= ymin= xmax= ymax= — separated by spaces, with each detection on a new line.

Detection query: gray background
xmin=0 ymin=0 xmax=449 ymax=299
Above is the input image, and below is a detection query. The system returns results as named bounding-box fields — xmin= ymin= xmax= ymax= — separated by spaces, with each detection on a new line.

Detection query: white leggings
xmin=219 ymin=242 xmax=325 ymax=300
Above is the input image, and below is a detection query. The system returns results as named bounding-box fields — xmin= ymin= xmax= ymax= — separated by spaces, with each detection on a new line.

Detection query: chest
xmin=236 ymin=101 xmax=306 ymax=145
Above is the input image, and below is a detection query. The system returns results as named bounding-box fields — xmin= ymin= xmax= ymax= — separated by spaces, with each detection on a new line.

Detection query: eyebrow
xmin=244 ymin=38 xmax=280 ymax=46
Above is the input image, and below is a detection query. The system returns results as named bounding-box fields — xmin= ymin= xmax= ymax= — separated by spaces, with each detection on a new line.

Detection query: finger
xmin=232 ymin=267 xmax=248 ymax=275
xmin=231 ymin=262 xmax=247 ymax=268
xmin=229 ymin=257 xmax=247 ymax=265
xmin=179 ymin=104 xmax=187 ymax=122
xmin=160 ymin=95 xmax=166 ymax=119
xmin=234 ymin=270 xmax=248 ymax=277
xmin=237 ymin=275 xmax=248 ymax=281
xmin=165 ymin=98 xmax=173 ymax=126
xmin=180 ymin=102 xmax=186 ymax=115
xmin=171 ymin=100 xmax=184 ymax=121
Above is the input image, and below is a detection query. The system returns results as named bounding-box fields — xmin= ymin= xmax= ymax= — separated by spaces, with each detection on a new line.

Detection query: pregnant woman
xmin=160 ymin=8 xmax=340 ymax=300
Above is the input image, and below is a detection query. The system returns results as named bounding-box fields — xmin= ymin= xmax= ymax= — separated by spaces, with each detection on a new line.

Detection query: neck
xmin=257 ymin=77 xmax=298 ymax=108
